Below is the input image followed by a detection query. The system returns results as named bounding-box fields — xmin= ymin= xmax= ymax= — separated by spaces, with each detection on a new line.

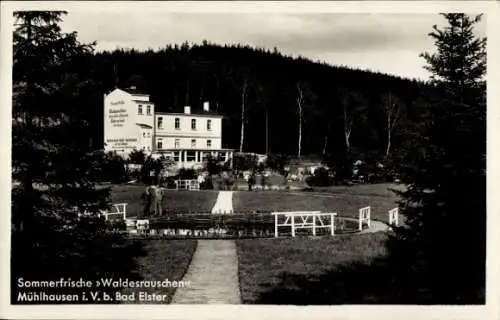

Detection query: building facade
xmin=103 ymin=87 xmax=233 ymax=169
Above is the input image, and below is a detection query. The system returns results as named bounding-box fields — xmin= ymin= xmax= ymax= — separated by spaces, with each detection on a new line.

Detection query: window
xmin=175 ymin=118 xmax=180 ymax=129
xmin=202 ymin=152 xmax=208 ymax=161
xmin=138 ymin=105 xmax=143 ymax=115
xmin=207 ymin=119 xmax=212 ymax=131
xmin=157 ymin=117 xmax=163 ymax=129
xmin=207 ymin=140 xmax=212 ymax=148
xmin=173 ymin=151 xmax=180 ymax=162
xmin=146 ymin=105 xmax=151 ymax=115
xmin=191 ymin=139 xmax=196 ymax=148
xmin=157 ymin=140 xmax=163 ymax=149
xmin=143 ymin=132 xmax=146 ymax=137
xmin=174 ymin=139 xmax=180 ymax=148
xmin=191 ymin=119 xmax=197 ymax=130
xmin=186 ymin=151 xmax=196 ymax=162
xmin=218 ymin=152 xmax=226 ymax=162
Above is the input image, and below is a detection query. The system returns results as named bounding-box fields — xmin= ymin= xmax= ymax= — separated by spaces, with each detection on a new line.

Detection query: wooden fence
xmin=271 ymin=211 xmax=337 ymax=237
xmin=358 ymin=206 xmax=371 ymax=231
xmin=175 ymin=179 xmax=200 ymax=191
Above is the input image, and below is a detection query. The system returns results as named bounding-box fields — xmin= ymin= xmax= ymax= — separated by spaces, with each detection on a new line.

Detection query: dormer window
xmin=157 ymin=117 xmax=163 ymax=129
xmin=146 ymin=105 xmax=151 ymax=115
xmin=138 ymin=105 xmax=143 ymax=115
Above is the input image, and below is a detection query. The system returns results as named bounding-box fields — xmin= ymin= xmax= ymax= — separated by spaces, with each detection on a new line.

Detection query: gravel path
xmin=211 ymin=191 xmax=234 ymax=214
xmin=170 ymin=240 xmax=241 ymax=304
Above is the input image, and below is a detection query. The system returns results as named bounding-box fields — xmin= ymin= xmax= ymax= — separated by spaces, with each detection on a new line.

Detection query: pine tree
xmin=388 ymin=14 xmax=486 ymax=303
xmin=12 ymin=11 xmax=142 ymax=303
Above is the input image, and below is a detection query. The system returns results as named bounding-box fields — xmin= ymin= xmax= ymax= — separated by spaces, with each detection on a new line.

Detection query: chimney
xmin=184 ymin=106 xmax=191 ymax=114
xmin=203 ymin=101 xmax=209 ymax=112
xmin=129 ymin=85 xmax=136 ymax=91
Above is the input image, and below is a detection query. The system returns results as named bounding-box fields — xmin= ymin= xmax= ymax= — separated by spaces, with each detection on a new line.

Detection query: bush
xmin=260 ymin=174 xmax=269 ymax=189
xmin=162 ymin=176 xmax=178 ymax=189
xmin=233 ymin=153 xmax=258 ymax=173
xmin=178 ymin=168 xmax=197 ymax=180
xmin=91 ymin=151 xmax=129 ymax=183
xmin=205 ymin=155 xmax=223 ymax=175
xmin=306 ymin=167 xmax=333 ymax=187
xmin=200 ymin=176 xmax=214 ymax=190
xmin=266 ymin=153 xmax=290 ymax=174
xmin=141 ymin=156 xmax=164 ymax=185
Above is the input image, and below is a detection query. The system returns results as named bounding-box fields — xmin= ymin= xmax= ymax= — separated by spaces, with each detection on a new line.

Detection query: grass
xmin=108 ymin=184 xmax=219 ymax=217
xmin=232 ymin=187 xmax=400 ymax=223
xmin=121 ymin=239 xmax=197 ymax=304
xmin=236 ymin=232 xmax=389 ymax=304
xmin=302 ymin=183 xmax=406 ymax=197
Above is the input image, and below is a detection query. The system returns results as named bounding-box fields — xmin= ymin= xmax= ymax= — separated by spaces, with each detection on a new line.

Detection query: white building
xmin=103 ymin=87 xmax=233 ymax=169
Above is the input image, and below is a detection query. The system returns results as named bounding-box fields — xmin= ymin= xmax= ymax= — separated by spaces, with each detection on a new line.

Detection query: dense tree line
xmin=75 ymin=40 xmax=423 ymax=165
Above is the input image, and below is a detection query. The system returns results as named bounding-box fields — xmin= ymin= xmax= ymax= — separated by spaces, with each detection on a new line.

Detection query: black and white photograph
xmin=1 ymin=1 xmax=498 ymax=319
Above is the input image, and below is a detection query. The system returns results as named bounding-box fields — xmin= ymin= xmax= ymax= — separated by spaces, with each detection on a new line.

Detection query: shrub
xmin=260 ymin=174 xmax=269 ymax=189
xmin=178 ymin=168 xmax=197 ymax=180
xmin=306 ymin=167 xmax=334 ymax=187
xmin=200 ymin=176 xmax=214 ymax=190
xmin=91 ymin=151 xmax=129 ymax=183
xmin=266 ymin=153 xmax=290 ymax=174
xmin=128 ymin=149 xmax=146 ymax=165
xmin=233 ymin=153 xmax=258 ymax=173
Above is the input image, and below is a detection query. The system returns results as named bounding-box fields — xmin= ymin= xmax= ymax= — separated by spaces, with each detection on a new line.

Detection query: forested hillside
xmin=78 ymin=42 xmax=424 ymax=163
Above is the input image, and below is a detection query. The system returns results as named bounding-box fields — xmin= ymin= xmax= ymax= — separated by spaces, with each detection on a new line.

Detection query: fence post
xmin=291 ymin=215 xmax=295 ymax=237
xmin=331 ymin=213 xmax=335 ymax=236
xmin=274 ymin=213 xmax=278 ymax=238
xmin=358 ymin=209 xmax=362 ymax=231
xmin=367 ymin=207 xmax=371 ymax=228
xmin=312 ymin=215 xmax=316 ymax=236
xmin=123 ymin=203 xmax=128 ymax=220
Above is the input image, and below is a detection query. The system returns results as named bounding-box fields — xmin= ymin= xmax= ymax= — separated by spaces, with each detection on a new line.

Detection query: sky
xmin=60 ymin=11 xmax=487 ymax=81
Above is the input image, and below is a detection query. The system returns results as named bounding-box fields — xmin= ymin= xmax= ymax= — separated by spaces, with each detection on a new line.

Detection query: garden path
xmin=211 ymin=191 xmax=234 ymax=214
xmin=360 ymin=220 xmax=391 ymax=233
xmin=170 ymin=240 xmax=241 ymax=304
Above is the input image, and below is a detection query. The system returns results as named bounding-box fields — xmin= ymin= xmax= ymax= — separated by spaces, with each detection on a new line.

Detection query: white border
xmin=1 ymin=1 xmax=499 ymax=320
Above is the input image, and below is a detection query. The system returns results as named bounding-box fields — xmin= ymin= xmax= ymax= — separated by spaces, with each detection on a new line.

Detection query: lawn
xmin=108 ymin=184 xmax=219 ymax=216
xmin=232 ymin=187 xmax=400 ymax=223
xmin=236 ymin=232 xmax=390 ymax=304
xmin=121 ymin=240 xmax=197 ymax=304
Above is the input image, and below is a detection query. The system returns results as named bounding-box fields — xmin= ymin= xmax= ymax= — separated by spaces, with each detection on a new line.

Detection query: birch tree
xmin=296 ymin=82 xmax=305 ymax=158
xmin=295 ymin=82 xmax=316 ymax=158
xmin=338 ymin=88 xmax=368 ymax=153
xmin=381 ymin=91 xmax=404 ymax=158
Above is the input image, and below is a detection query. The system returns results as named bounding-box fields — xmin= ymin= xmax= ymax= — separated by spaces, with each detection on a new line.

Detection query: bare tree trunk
xmin=239 ymin=79 xmax=248 ymax=152
xmin=298 ymin=111 xmax=302 ymax=158
xmin=296 ymin=84 xmax=304 ymax=159
xmin=322 ymin=122 xmax=330 ymax=156
xmin=384 ymin=92 xmax=400 ymax=158
xmin=386 ymin=130 xmax=392 ymax=158
xmin=343 ymin=103 xmax=352 ymax=152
